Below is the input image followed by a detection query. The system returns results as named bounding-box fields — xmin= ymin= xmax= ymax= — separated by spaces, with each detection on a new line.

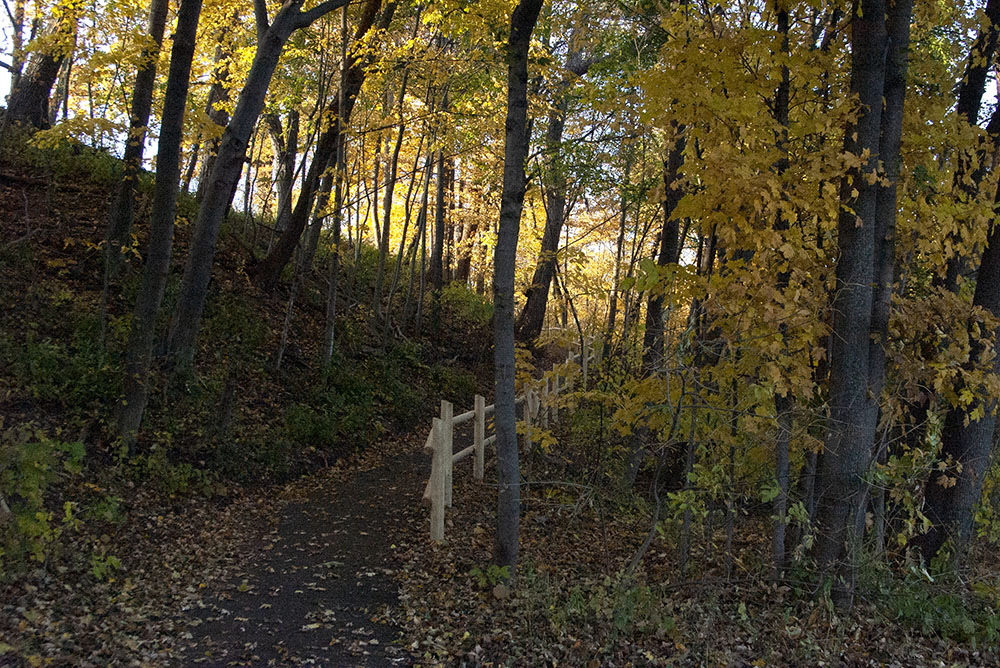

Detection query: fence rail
xmin=421 ymin=340 xmax=597 ymax=541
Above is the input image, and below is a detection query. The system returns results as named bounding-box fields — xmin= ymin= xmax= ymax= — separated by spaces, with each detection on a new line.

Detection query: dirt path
xmin=178 ymin=440 xmax=429 ymax=667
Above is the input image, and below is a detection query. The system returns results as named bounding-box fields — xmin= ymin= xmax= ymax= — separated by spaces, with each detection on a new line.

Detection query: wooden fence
xmin=421 ymin=341 xmax=596 ymax=541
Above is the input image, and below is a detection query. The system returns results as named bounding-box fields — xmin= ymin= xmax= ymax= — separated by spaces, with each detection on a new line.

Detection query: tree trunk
xmin=374 ymin=70 xmax=409 ymax=318
xmin=940 ymin=0 xmax=1000 ymax=291
xmin=771 ymin=3 xmax=791 ymax=578
xmin=114 ymin=0 xmax=204 ymax=443
xmin=514 ymin=47 xmax=591 ymax=345
xmin=811 ymin=0 xmax=890 ymax=607
xmin=166 ymin=0 xmax=352 ymax=370
xmin=196 ymin=34 xmax=236 ymax=200
xmin=493 ymin=0 xmax=544 ymax=573
xmin=6 ymin=12 xmax=77 ymax=129
xmin=862 ymin=0 xmax=912 ymax=552
xmin=430 ymin=144 xmax=445 ymax=292
xmin=917 ymin=109 xmax=1000 ymax=565
xmin=253 ymin=0 xmax=392 ymax=288
xmin=104 ymin=0 xmax=171 ymax=279
xmin=641 ymin=132 xmax=685 ymax=372
xmin=264 ymin=109 xmax=299 ymax=232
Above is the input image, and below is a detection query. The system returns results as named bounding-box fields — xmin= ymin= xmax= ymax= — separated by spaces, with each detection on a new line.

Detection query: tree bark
xmin=264 ymin=109 xmax=299 ymax=232
xmin=6 ymin=10 xmax=77 ymax=129
xmin=114 ymin=0 xmax=204 ymax=443
xmin=939 ymin=0 xmax=1000 ymax=291
xmin=493 ymin=0 xmax=544 ymax=573
xmin=513 ymin=50 xmax=591 ymax=344
xmin=916 ymin=108 xmax=1000 ymax=565
xmin=641 ymin=132 xmax=685 ymax=372
xmin=771 ymin=3 xmax=792 ymax=578
xmin=811 ymin=0 xmax=890 ymax=607
xmin=374 ymin=69 xmax=409 ymax=318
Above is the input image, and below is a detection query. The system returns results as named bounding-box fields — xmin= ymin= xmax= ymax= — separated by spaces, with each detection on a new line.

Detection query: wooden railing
xmin=421 ymin=341 xmax=596 ymax=541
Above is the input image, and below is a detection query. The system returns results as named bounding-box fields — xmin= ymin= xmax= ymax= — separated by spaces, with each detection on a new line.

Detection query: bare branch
xmin=295 ymin=0 xmax=349 ymax=29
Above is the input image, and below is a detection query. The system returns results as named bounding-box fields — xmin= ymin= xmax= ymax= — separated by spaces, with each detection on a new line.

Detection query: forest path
xmin=177 ymin=432 xmax=436 ymax=667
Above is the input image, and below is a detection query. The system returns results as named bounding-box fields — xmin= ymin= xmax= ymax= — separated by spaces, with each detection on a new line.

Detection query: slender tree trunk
xmin=114 ymin=0 xmax=204 ymax=443
xmin=404 ymin=151 xmax=434 ymax=329
xmin=375 ymin=71 xmax=409 ymax=318
xmin=429 ymin=146 xmax=446 ymax=332
xmin=321 ymin=2 xmax=349 ymax=368
xmin=102 ymin=0 xmax=170 ymax=311
xmin=166 ymin=0 xmax=351 ymax=370
xmin=48 ymin=53 xmax=72 ymax=125
xmin=182 ymin=141 xmax=201 ymax=193
xmin=265 ymin=109 xmax=299 ymax=232
xmin=493 ymin=0 xmax=544 ymax=573
xmin=939 ymin=0 xmax=1000 ymax=291
xmin=196 ymin=35 xmax=236 ymax=200
xmin=771 ymin=3 xmax=792 ymax=579
xmin=861 ymin=0 xmax=912 ymax=552
xmin=642 ymin=132 xmax=685 ymax=372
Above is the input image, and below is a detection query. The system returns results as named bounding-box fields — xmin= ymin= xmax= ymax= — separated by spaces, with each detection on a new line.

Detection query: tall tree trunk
xmin=48 ymin=53 xmax=71 ymax=125
xmin=811 ymin=0 xmax=890 ymax=608
xmin=114 ymin=0 xmax=204 ymax=443
xmin=253 ymin=0 xmax=392 ymax=288
xmin=493 ymin=0 xmax=544 ymax=573
xmin=196 ymin=34 xmax=236 ymax=200
xmin=605 ymin=146 xmax=633 ymax=352
xmin=916 ymin=111 xmax=1000 ymax=565
xmin=166 ymin=0 xmax=352 ymax=370
xmin=940 ymin=0 xmax=1000 ymax=291
xmin=771 ymin=3 xmax=792 ymax=578
xmin=104 ymin=0 xmax=171 ymax=281
xmin=863 ymin=0 xmax=912 ymax=553
xmin=429 ymin=145 xmax=446 ymax=332
xmin=375 ymin=69 xmax=410 ymax=318
xmin=321 ymin=2 xmax=349 ymax=367
xmin=265 ymin=109 xmax=299 ymax=232
xmin=514 ymin=46 xmax=590 ymax=344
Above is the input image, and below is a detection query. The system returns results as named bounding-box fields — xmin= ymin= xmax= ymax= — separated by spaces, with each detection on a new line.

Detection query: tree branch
xmin=253 ymin=0 xmax=271 ymax=40
xmin=295 ymin=0 xmax=350 ymax=29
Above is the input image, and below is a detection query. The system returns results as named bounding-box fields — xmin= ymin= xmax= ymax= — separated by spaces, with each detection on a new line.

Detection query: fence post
xmin=429 ymin=418 xmax=445 ymax=541
xmin=541 ymin=379 xmax=549 ymax=429
xmin=474 ymin=394 xmax=485 ymax=480
xmin=582 ymin=338 xmax=589 ymax=387
xmin=523 ymin=391 xmax=533 ymax=452
xmin=441 ymin=400 xmax=454 ymax=508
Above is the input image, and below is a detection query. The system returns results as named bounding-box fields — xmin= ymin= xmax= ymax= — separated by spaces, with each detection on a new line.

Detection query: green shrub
xmin=0 ymin=425 xmax=84 ymax=569
xmin=879 ymin=573 xmax=1000 ymax=646
xmin=441 ymin=281 xmax=493 ymax=328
